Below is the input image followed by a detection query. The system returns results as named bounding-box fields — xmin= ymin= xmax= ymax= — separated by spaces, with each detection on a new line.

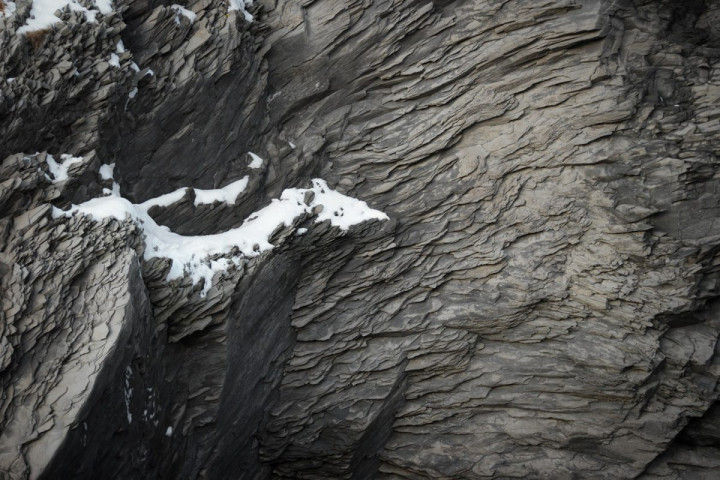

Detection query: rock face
xmin=2 ymin=0 xmax=720 ymax=478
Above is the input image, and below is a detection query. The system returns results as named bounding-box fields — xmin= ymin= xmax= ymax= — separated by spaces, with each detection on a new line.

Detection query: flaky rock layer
xmin=2 ymin=0 xmax=720 ymax=479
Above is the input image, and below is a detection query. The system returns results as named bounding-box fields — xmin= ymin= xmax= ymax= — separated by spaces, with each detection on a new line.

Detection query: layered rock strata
xmin=2 ymin=0 xmax=720 ymax=479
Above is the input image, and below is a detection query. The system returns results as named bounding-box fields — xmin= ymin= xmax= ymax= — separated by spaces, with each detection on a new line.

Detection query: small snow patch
xmin=101 ymin=183 xmax=120 ymax=196
xmin=17 ymin=0 xmax=113 ymax=33
xmin=99 ymin=163 xmax=120 ymax=195
xmin=116 ymin=39 xmax=125 ymax=53
xmin=165 ymin=427 xmax=173 ymax=437
xmin=94 ymin=0 xmax=112 ymax=14
xmin=109 ymin=53 xmax=120 ymax=68
xmin=248 ymin=152 xmax=263 ymax=169
xmin=45 ymin=153 xmax=83 ymax=183
xmin=194 ymin=177 xmax=249 ymax=206
xmin=1 ymin=1 xmax=17 ymax=17
xmin=171 ymin=4 xmax=196 ymax=24
xmin=311 ymin=179 xmax=389 ymax=231
xmin=228 ymin=0 xmax=253 ymax=22
xmin=99 ymin=163 xmax=115 ymax=180
xmin=140 ymin=187 xmax=189 ymax=210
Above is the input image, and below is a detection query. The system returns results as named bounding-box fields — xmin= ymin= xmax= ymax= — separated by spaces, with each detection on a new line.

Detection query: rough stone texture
xmin=0 ymin=153 xmax=154 ymax=479
xmin=2 ymin=0 xmax=720 ymax=479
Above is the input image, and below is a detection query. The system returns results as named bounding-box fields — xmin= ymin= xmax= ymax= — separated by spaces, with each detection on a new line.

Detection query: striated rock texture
xmin=2 ymin=0 xmax=720 ymax=479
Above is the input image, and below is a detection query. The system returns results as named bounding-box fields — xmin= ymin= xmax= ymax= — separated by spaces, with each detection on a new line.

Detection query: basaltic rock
xmin=2 ymin=0 xmax=720 ymax=479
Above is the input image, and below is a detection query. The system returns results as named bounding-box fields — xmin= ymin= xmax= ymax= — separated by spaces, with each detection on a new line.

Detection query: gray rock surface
xmin=2 ymin=0 xmax=720 ymax=479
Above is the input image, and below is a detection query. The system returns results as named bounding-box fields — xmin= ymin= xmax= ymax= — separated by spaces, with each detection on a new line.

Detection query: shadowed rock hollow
xmin=2 ymin=0 xmax=720 ymax=478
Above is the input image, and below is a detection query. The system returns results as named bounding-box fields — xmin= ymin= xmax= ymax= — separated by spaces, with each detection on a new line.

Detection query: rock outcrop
xmin=2 ymin=0 xmax=720 ymax=479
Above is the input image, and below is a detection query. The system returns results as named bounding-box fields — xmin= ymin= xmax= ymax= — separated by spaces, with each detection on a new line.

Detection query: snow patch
xmin=94 ymin=0 xmax=112 ymax=14
xmin=103 ymin=182 xmax=121 ymax=196
xmin=45 ymin=153 xmax=83 ymax=183
xmin=99 ymin=163 xmax=120 ymax=196
xmin=54 ymin=179 xmax=388 ymax=297
xmin=17 ymin=0 xmax=113 ymax=34
xmin=165 ymin=427 xmax=173 ymax=437
xmin=228 ymin=0 xmax=253 ymax=22
xmin=99 ymin=163 xmax=115 ymax=180
xmin=248 ymin=152 xmax=263 ymax=169
xmin=140 ymin=187 xmax=188 ymax=210
xmin=84 ymin=8 xmax=97 ymax=22
xmin=194 ymin=177 xmax=249 ymax=206
xmin=1 ymin=1 xmax=17 ymax=17
xmin=311 ymin=179 xmax=390 ymax=231
xmin=116 ymin=39 xmax=125 ymax=53
xmin=171 ymin=4 xmax=196 ymax=24
xmin=108 ymin=53 xmax=120 ymax=68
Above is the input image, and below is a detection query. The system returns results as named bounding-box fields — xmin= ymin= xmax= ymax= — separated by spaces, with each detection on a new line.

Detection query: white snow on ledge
xmin=194 ymin=176 xmax=249 ymax=206
xmin=99 ymin=163 xmax=115 ymax=180
xmin=137 ymin=176 xmax=249 ymax=209
xmin=17 ymin=0 xmax=113 ymax=34
xmin=1 ymin=1 xmax=17 ymax=18
xmin=139 ymin=187 xmax=188 ymax=210
xmin=46 ymin=154 xmax=83 ymax=183
xmin=53 ymin=179 xmax=388 ymax=296
xmin=248 ymin=152 xmax=263 ymax=169
xmin=228 ymin=0 xmax=253 ymax=22
xmin=99 ymin=163 xmax=121 ymax=196
xmin=171 ymin=4 xmax=196 ymax=24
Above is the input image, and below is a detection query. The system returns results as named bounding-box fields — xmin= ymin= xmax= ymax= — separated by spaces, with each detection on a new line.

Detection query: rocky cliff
xmin=2 ymin=0 xmax=720 ymax=478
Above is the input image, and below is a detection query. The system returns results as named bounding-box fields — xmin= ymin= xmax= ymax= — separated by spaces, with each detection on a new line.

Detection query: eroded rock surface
xmin=2 ymin=0 xmax=720 ymax=479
